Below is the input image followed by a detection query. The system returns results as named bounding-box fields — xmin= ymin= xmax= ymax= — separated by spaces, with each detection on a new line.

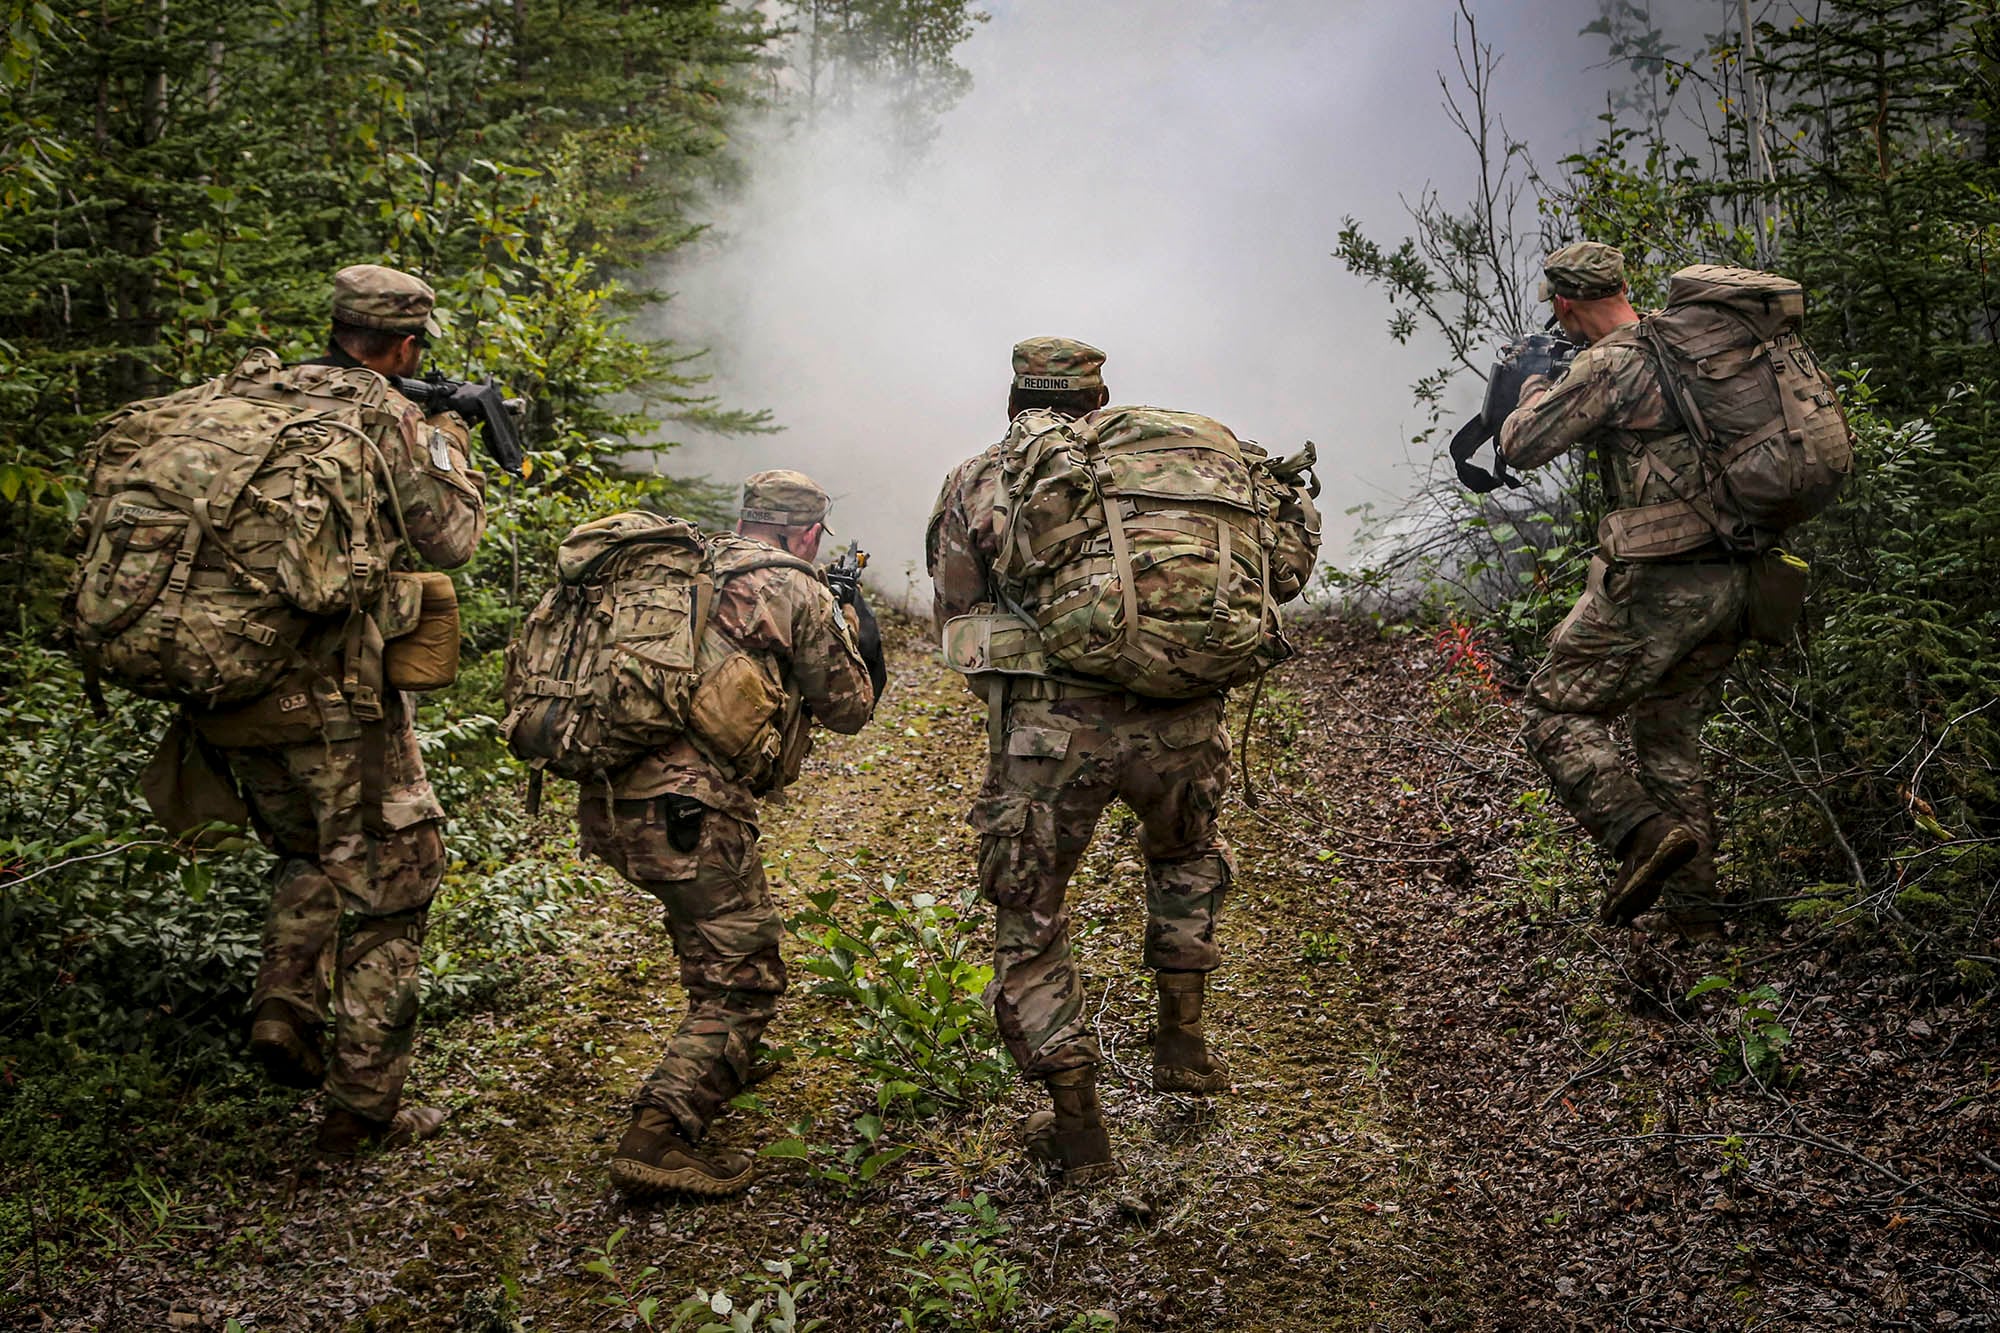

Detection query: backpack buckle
xmin=235 ymin=618 xmax=279 ymax=647
xmin=166 ymin=544 xmax=197 ymax=595
xmin=349 ymin=686 xmax=383 ymax=722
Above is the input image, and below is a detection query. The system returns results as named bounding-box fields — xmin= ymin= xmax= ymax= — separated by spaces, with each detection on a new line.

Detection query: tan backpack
xmin=68 ymin=350 xmax=406 ymax=710
xmin=1613 ymin=266 xmax=1854 ymax=557
xmin=501 ymin=517 xmax=816 ymax=797
xmin=985 ymin=406 xmax=1320 ymax=700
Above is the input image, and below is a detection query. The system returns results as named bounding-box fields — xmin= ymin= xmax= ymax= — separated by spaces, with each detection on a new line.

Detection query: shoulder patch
xmin=428 ymin=427 xmax=456 ymax=472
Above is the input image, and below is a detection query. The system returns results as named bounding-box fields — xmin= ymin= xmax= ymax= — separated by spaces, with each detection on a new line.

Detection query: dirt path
xmin=32 ymin=617 xmax=2000 ymax=1331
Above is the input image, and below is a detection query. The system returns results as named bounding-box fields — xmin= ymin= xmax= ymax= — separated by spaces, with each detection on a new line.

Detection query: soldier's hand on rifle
xmin=1515 ymin=372 xmax=1554 ymax=410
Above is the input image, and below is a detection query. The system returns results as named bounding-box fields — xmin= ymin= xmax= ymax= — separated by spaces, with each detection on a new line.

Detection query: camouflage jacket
xmin=1498 ymin=322 xmax=1715 ymax=526
xmin=302 ymin=355 xmax=488 ymax=570
xmin=611 ymin=534 xmax=877 ymax=819
xmin=926 ymin=409 xmax=1071 ymax=631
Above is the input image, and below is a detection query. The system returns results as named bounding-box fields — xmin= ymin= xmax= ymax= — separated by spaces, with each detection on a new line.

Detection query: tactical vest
xmin=68 ymin=349 xmax=409 ymax=717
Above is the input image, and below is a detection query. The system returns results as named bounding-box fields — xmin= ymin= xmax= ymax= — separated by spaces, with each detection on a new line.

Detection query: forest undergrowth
xmin=4 ymin=614 xmax=1993 ymax=1332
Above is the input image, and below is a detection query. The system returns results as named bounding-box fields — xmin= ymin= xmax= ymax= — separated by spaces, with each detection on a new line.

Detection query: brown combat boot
xmin=315 ymin=1103 xmax=448 ymax=1156
xmin=1021 ymin=1067 xmax=1116 ymax=1185
xmin=1601 ymin=815 xmax=1698 ymax=926
xmin=609 ymin=1107 xmax=754 ymax=1199
xmin=249 ymin=999 xmax=325 ymax=1090
xmin=1152 ymin=970 xmax=1231 ymax=1094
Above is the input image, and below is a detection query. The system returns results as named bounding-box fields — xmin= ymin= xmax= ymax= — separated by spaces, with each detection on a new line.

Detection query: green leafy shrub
xmin=786 ymin=873 xmax=1012 ymax=1117
xmin=585 ymin=1228 xmax=828 ymax=1333
xmin=1687 ymin=976 xmax=1793 ymax=1088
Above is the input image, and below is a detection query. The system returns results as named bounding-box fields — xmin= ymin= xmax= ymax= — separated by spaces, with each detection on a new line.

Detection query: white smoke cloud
xmin=655 ymin=0 xmax=1616 ymax=603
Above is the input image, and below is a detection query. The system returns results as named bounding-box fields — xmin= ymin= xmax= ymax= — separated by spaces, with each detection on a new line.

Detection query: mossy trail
xmin=34 ymin=616 xmax=1996 ymax=1330
xmin=45 ymin=617 xmax=1479 ymax=1331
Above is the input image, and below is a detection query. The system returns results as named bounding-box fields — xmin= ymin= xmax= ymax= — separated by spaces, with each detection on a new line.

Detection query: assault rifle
xmin=1448 ymin=328 xmax=1580 ymax=493
xmin=825 ymin=542 xmax=869 ymax=606
xmin=390 ymin=371 xmax=528 ymax=478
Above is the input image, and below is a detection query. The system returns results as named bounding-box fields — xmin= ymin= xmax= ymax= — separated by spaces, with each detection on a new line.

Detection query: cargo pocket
xmin=1005 ymin=725 xmax=1072 ymax=760
xmin=580 ymin=797 xmax=700 ymax=886
xmin=1533 ymin=557 xmax=1646 ymax=714
xmin=967 ymin=792 xmax=1047 ymax=910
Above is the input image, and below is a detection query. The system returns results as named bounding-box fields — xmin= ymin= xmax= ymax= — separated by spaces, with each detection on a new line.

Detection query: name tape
xmin=1015 ymin=375 xmax=1084 ymax=392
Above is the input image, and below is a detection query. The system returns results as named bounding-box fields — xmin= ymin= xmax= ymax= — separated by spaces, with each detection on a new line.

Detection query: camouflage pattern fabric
xmin=738 ymin=469 xmax=833 ymax=530
xmin=1522 ymin=558 xmax=1751 ymax=906
xmin=1503 ymin=334 xmax=1752 ymax=914
xmin=968 ymin=693 xmax=1233 ymax=1076
xmin=925 ymin=418 xmax=1064 ymax=630
xmin=1012 ymin=336 xmax=1106 ymax=391
xmin=931 ymin=421 xmax=1238 ymax=1078
xmin=1537 ymin=240 xmax=1627 ymax=300
xmin=213 ymin=385 xmax=483 ymax=1121
xmin=987 ymin=406 xmax=1319 ymax=699
xmin=1500 ymin=323 xmax=1712 ymax=521
xmin=582 ymin=526 xmax=874 ymax=1135
xmin=609 ymin=533 xmax=876 ymax=815
xmin=333 ymin=263 xmax=443 ymax=336
xmin=579 ymin=798 xmax=783 ymax=1139
xmin=228 ymin=698 xmax=448 ymax=1120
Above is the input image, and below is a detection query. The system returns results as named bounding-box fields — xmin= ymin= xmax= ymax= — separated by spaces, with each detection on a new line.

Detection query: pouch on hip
xmin=383 ymin=570 xmax=461 ymax=691
xmin=1746 ymin=549 xmax=1810 ymax=645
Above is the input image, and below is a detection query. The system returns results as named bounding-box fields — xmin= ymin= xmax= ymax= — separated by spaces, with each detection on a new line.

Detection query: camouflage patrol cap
xmin=1537 ymin=242 xmax=1627 ymax=301
xmin=1012 ymin=336 xmax=1106 ymax=392
xmin=740 ymin=468 xmax=833 ymax=531
xmin=332 ymin=264 xmax=443 ymax=337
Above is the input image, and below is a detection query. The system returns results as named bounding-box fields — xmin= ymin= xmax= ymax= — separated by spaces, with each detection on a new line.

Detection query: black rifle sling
xmin=1449 ymin=412 xmax=1520 ymax=493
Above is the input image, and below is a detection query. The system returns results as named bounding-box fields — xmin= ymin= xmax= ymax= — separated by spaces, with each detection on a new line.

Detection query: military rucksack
xmin=1609 ymin=265 xmax=1854 ymax=558
xmin=501 ymin=516 xmax=818 ymax=797
xmin=985 ymin=406 xmax=1320 ymax=700
xmin=68 ymin=349 xmax=406 ymax=710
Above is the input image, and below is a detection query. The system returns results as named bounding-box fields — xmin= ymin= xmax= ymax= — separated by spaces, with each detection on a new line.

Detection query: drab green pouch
xmin=141 ymin=714 xmax=252 ymax=846
xmin=1747 ymin=549 xmax=1810 ymax=645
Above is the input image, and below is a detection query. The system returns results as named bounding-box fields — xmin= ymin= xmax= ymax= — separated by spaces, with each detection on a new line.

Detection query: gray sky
xmin=656 ymin=0 xmax=1627 ymax=597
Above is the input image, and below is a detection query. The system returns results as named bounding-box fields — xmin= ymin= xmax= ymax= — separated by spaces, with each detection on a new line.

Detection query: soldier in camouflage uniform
xmin=928 ymin=339 xmax=1240 ymax=1184
xmin=590 ymin=470 xmax=883 ymax=1198
xmin=192 ymin=265 xmax=488 ymax=1152
xmin=1500 ymin=242 xmax=1747 ymax=938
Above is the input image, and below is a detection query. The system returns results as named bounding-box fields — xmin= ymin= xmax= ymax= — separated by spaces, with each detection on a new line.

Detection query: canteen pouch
xmin=141 ymin=714 xmax=251 ymax=844
xmin=941 ymin=610 xmax=1052 ymax=676
xmin=383 ymin=570 xmax=461 ymax=691
xmin=1746 ymin=549 xmax=1809 ymax=645
xmin=687 ymin=651 xmax=786 ymax=772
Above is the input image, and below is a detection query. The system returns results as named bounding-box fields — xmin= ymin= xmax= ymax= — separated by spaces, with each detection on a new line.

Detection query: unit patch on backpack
xmin=67 ymin=349 xmax=404 ymax=708
xmin=987 ymin=406 xmax=1321 ymax=700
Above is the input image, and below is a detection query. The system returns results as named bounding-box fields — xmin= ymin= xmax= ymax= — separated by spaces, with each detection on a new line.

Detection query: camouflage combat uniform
xmin=929 ymin=424 xmax=1235 ymax=1078
xmin=1501 ymin=297 xmax=1749 ymax=910
xmin=197 ymin=267 xmax=488 ymax=1122
xmin=582 ymin=512 xmax=876 ymax=1143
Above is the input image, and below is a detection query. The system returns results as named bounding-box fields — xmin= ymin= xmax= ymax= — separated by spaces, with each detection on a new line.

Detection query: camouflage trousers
xmin=967 ymin=688 xmax=1234 ymax=1078
xmin=580 ymin=796 xmax=784 ymax=1140
xmin=1522 ymin=556 xmax=1752 ymax=903
xmin=220 ymin=700 xmax=447 ymax=1121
